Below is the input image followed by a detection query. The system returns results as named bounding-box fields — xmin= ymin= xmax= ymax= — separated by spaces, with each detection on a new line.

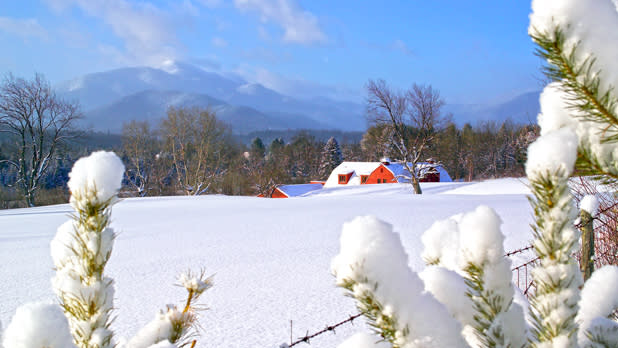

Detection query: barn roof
xmin=324 ymin=162 xmax=382 ymax=187
xmin=276 ymin=183 xmax=324 ymax=197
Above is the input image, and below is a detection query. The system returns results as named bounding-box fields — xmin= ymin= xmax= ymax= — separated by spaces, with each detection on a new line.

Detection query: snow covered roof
xmin=276 ymin=184 xmax=324 ymax=197
xmin=324 ymin=162 xmax=382 ymax=187
xmin=386 ymin=162 xmax=453 ymax=183
xmin=324 ymin=161 xmax=452 ymax=187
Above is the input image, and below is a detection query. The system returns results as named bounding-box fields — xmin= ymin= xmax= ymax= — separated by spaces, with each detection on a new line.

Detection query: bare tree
xmin=161 ymin=107 xmax=228 ymax=195
xmin=122 ymin=120 xmax=161 ymax=197
xmin=366 ymin=79 xmax=446 ymax=194
xmin=0 ymin=73 xmax=81 ymax=206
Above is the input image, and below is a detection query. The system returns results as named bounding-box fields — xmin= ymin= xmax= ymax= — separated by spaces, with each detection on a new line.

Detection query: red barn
xmin=324 ymin=160 xmax=451 ymax=187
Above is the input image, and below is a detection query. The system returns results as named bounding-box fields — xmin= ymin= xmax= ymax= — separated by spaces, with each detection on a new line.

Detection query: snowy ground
xmin=0 ymin=178 xmax=535 ymax=347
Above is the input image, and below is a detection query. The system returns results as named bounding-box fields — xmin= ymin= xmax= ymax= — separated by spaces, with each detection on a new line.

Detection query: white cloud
xmin=44 ymin=0 xmax=182 ymax=66
xmin=234 ymin=0 xmax=327 ymax=44
xmin=97 ymin=43 xmax=132 ymax=66
xmin=392 ymin=39 xmax=413 ymax=56
xmin=58 ymin=27 xmax=90 ymax=48
xmin=178 ymin=0 xmax=200 ymax=17
xmin=0 ymin=17 xmax=48 ymax=41
xmin=211 ymin=36 xmax=228 ymax=47
xmin=392 ymin=39 xmax=414 ymax=56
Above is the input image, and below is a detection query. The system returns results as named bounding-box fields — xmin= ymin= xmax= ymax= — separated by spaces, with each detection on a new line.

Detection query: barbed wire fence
xmin=278 ymin=313 xmax=363 ymax=347
xmin=277 ymin=195 xmax=612 ymax=346
xmin=278 ymin=245 xmax=541 ymax=347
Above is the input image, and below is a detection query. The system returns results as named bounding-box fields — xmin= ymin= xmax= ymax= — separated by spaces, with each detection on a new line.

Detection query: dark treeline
xmin=361 ymin=120 xmax=539 ymax=181
xmin=237 ymin=129 xmax=364 ymax=146
xmin=0 ymin=106 xmax=538 ymax=207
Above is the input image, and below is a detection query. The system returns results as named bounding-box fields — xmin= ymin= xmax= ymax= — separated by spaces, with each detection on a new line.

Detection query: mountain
xmin=83 ymin=90 xmax=328 ymax=134
xmin=58 ymin=61 xmax=241 ymax=110
xmin=58 ymin=61 xmax=366 ymax=134
xmin=444 ymin=91 xmax=541 ymax=126
xmin=59 ymin=60 xmax=540 ymax=134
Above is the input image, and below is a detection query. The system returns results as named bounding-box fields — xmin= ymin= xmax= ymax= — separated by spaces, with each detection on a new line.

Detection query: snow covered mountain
xmin=83 ymin=90 xmax=329 ymax=134
xmin=57 ymin=61 xmax=366 ymax=134
xmin=57 ymin=61 xmax=241 ymax=110
xmin=58 ymin=60 xmax=540 ymax=134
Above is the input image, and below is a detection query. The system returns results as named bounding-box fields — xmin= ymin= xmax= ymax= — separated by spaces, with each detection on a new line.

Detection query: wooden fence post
xmin=580 ymin=209 xmax=595 ymax=281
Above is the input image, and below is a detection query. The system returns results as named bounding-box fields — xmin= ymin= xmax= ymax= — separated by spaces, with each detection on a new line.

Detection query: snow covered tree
xmin=3 ymin=151 xmax=212 ymax=348
xmin=0 ymin=73 xmax=81 ymax=207
xmin=333 ymin=1 xmax=618 ymax=347
xmin=50 ymin=151 xmax=125 ymax=348
xmin=366 ymin=80 xmax=447 ymax=194
xmin=318 ymin=137 xmax=343 ymax=179
xmin=122 ymin=120 xmax=161 ymax=197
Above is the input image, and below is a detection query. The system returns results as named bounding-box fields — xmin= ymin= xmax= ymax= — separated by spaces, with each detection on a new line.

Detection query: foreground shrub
xmin=1 ymin=151 xmax=211 ymax=348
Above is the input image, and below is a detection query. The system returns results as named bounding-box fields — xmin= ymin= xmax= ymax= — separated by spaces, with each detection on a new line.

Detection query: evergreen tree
xmin=268 ymin=137 xmax=285 ymax=161
xmin=318 ymin=137 xmax=343 ymax=179
xmin=250 ymin=137 xmax=266 ymax=160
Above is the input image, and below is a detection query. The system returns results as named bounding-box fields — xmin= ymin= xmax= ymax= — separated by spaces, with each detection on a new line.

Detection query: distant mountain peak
xmin=236 ymin=83 xmax=265 ymax=95
xmin=66 ymin=76 xmax=85 ymax=91
xmin=157 ymin=59 xmax=180 ymax=74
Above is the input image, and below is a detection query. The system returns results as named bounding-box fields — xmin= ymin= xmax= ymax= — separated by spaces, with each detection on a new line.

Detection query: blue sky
xmin=0 ymin=0 xmax=541 ymax=104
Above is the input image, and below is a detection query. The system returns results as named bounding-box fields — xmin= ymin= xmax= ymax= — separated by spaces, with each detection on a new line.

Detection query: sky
xmin=0 ymin=0 xmax=542 ymax=104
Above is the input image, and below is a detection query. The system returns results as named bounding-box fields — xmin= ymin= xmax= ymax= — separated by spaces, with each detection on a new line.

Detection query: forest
xmin=0 ymin=112 xmax=538 ymax=208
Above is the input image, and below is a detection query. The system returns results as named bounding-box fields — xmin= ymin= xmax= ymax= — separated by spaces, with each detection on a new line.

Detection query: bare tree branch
xmin=161 ymin=107 xmax=229 ymax=196
xmin=365 ymin=79 xmax=446 ymax=194
xmin=0 ymin=73 xmax=82 ymax=206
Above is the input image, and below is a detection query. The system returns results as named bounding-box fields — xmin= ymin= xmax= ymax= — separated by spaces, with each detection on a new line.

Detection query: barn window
xmin=361 ymin=175 xmax=368 ymax=184
xmin=380 ymin=168 xmax=384 ymax=173
xmin=338 ymin=174 xmax=347 ymax=184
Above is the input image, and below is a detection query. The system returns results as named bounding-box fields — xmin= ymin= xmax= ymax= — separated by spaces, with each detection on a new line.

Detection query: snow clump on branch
xmin=337 ymin=332 xmax=390 ymax=348
xmin=331 ymin=215 xmax=468 ymax=347
xmin=576 ymin=266 xmax=618 ymax=346
xmin=67 ymin=150 xmax=125 ymax=206
xmin=2 ymin=302 xmax=76 ymax=348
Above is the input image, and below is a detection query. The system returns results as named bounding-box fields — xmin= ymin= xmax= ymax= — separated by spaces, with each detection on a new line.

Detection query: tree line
xmin=0 ymin=74 xmax=539 ymax=207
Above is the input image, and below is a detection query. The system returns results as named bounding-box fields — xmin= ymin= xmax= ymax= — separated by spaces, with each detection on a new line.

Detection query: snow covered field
xmin=0 ymin=178 xmax=534 ymax=347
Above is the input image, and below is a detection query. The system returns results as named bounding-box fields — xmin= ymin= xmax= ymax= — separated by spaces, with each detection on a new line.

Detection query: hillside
xmin=58 ymin=61 xmax=540 ymax=135
xmin=0 ymin=179 xmax=534 ymax=347
xmin=83 ymin=90 xmax=328 ymax=134
xmin=58 ymin=61 xmax=366 ymax=134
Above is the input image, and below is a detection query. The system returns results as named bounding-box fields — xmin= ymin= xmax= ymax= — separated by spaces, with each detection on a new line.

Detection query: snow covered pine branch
xmin=1 ymin=151 xmax=212 ymax=348
xmin=330 ymin=1 xmax=618 ymax=347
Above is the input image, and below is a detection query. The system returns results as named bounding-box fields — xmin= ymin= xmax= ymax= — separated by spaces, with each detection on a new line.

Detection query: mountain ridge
xmin=58 ymin=60 xmax=541 ymax=134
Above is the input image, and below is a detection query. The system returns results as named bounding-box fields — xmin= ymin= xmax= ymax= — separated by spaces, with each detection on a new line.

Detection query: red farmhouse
xmin=324 ymin=159 xmax=451 ymax=188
